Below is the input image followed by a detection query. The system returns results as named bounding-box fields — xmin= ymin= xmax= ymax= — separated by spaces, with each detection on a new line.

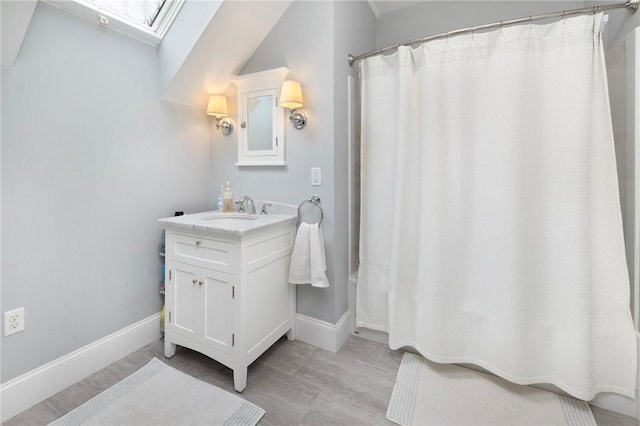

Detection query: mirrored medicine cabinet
xmin=232 ymin=67 xmax=289 ymax=166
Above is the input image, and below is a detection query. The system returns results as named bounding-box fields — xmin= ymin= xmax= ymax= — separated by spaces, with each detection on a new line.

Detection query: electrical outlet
xmin=4 ymin=307 xmax=25 ymax=336
xmin=311 ymin=167 xmax=322 ymax=186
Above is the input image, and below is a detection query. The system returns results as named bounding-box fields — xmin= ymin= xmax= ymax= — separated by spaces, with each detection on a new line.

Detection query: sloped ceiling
xmin=160 ymin=0 xmax=292 ymax=109
xmin=1 ymin=0 xmax=37 ymax=66
xmin=3 ymin=0 xmax=383 ymax=107
xmin=0 ymin=0 xmax=290 ymax=93
xmin=367 ymin=0 xmax=423 ymax=18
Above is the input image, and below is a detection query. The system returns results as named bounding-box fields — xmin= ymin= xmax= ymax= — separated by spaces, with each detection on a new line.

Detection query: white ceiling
xmin=367 ymin=0 xmax=424 ymax=18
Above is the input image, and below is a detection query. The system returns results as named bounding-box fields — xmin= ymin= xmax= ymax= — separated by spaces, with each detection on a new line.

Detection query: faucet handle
xmin=260 ymin=203 xmax=272 ymax=215
xmin=235 ymin=200 xmax=244 ymax=213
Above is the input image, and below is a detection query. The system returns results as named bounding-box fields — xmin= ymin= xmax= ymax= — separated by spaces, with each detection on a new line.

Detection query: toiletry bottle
xmin=223 ymin=181 xmax=234 ymax=212
xmin=217 ymin=185 xmax=224 ymax=211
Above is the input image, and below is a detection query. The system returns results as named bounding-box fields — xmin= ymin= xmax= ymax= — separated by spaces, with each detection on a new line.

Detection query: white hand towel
xmin=289 ymin=223 xmax=311 ymax=284
xmin=309 ymin=223 xmax=329 ymax=288
xmin=288 ymin=223 xmax=330 ymax=288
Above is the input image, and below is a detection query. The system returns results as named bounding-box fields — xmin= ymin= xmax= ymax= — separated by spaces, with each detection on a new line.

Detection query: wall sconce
xmin=280 ymin=80 xmax=307 ymax=129
xmin=207 ymin=95 xmax=233 ymax=135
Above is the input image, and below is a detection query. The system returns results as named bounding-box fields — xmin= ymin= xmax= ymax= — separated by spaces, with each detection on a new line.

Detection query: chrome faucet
xmin=237 ymin=196 xmax=256 ymax=214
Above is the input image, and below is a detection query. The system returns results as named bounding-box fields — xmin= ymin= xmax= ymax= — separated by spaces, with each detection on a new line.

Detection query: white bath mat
xmin=386 ymin=352 xmax=596 ymax=426
xmin=49 ymin=358 xmax=264 ymax=426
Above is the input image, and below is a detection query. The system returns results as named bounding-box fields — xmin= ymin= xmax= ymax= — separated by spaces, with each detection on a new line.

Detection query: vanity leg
xmin=286 ymin=325 xmax=296 ymax=341
xmin=164 ymin=339 xmax=177 ymax=358
xmin=233 ymin=367 xmax=247 ymax=392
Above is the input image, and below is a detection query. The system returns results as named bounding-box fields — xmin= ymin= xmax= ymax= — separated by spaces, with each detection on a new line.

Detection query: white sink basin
xmin=201 ymin=213 xmax=258 ymax=221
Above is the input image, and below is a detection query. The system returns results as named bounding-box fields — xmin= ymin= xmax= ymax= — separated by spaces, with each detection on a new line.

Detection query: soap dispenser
xmin=217 ymin=185 xmax=224 ymax=211
xmin=223 ymin=181 xmax=234 ymax=212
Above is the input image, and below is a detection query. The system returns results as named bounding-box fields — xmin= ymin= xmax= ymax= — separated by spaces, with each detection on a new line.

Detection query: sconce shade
xmin=280 ymin=80 xmax=304 ymax=109
xmin=207 ymin=95 xmax=228 ymax=117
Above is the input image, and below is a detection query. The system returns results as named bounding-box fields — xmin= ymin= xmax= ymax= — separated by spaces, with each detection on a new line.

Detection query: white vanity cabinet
xmin=160 ymin=214 xmax=296 ymax=392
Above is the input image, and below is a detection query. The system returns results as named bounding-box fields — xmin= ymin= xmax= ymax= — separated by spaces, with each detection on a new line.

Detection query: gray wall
xmin=376 ymin=1 xmax=586 ymax=48
xmin=6 ymin=0 xmax=631 ymax=383
xmin=209 ymin=0 xmax=375 ymax=324
xmin=210 ymin=0 xmax=595 ymax=326
xmin=375 ymin=0 xmax=638 ymax=51
xmin=585 ymin=0 xmax=640 ymax=48
xmin=1 ymin=2 xmax=210 ymax=381
xmin=597 ymin=0 xmax=640 ymax=329
xmin=333 ymin=1 xmax=375 ymax=318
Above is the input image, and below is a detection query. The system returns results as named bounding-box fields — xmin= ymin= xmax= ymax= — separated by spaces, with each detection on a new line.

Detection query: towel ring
xmin=298 ymin=195 xmax=323 ymax=225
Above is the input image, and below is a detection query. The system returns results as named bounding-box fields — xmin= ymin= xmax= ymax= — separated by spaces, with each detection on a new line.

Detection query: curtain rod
xmin=348 ymin=0 xmax=639 ymax=66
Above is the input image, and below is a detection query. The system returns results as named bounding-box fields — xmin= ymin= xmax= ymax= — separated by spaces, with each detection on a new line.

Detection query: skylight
xmin=45 ymin=0 xmax=184 ymax=46
xmin=89 ymin=0 xmax=166 ymax=27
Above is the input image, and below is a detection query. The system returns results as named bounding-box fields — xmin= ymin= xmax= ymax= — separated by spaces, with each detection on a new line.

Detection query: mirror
xmin=247 ymin=93 xmax=274 ymax=152
xmin=233 ymin=68 xmax=288 ymax=166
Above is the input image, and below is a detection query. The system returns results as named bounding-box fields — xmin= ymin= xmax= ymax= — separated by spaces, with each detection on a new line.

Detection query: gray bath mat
xmin=49 ymin=358 xmax=264 ymax=426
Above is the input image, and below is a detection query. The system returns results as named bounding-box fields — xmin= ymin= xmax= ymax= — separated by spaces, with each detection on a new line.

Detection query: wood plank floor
xmin=4 ymin=334 xmax=638 ymax=426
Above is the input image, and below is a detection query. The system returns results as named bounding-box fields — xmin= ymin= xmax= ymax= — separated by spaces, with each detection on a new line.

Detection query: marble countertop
xmin=158 ymin=208 xmax=297 ymax=237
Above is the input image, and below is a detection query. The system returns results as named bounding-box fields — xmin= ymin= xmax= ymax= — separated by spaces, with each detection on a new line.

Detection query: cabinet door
xmin=201 ymin=269 xmax=234 ymax=354
xmin=168 ymin=261 xmax=198 ymax=339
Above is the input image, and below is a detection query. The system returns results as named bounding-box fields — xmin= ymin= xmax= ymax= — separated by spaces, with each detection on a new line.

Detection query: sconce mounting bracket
xmin=290 ymin=110 xmax=307 ymax=130
xmin=217 ymin=118 xmax=233 ymax=135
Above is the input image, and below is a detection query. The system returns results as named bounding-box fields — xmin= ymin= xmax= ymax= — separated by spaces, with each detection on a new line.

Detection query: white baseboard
xmin=295 ymin=310 xmax=350 ymax=353
xmin=0 ymin=313 xmax=162 ymax=422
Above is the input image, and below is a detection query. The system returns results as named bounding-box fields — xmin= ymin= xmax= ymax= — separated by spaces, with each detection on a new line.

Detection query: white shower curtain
xmin=357 ymin=13 xmax=637 ymax=400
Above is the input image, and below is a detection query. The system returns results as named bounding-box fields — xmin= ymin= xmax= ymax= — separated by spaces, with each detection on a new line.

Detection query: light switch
xmin=311 ymin=167 xmax=321 ymax=186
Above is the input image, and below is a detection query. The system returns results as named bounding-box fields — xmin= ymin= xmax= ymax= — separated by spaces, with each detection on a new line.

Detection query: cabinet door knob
xmin=195 ymin=240 xmax=202 ymax=246
xmin=198 ymin=280 xmax=204 ymax=286
xmin=192 ymin=279 xmax=198 ymax=284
